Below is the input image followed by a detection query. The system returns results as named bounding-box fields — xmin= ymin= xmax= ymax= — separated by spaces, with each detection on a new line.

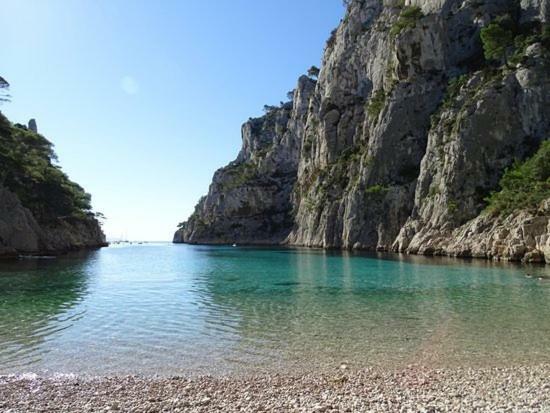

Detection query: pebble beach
xmin=1 ymin=365 xmax=549 ymax=412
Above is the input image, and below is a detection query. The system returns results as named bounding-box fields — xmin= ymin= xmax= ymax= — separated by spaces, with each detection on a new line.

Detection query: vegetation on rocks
xmin=0 ymin=112 xmax=96 ymax=223
xmin=480 ymin=16 xmax=515 ymax=63
xmin=367 ymin=89 xmax=386 ymax=119
xmin=176 ymin=0 xmax=550 ymax=263
xmin=481 ymin=13 xmax=549 ymax=66
xmin=221 ymin=161 xmax=258 ymax=190
xmin=390 ymin=6 xmax=423 ymax=37
xmin=485 ymin=140 xmax=550 ymax=216
xmin=307 ymin=65 xmax=320 ymax=79
xmin=365 ymin=184 xmax=388 ymax=195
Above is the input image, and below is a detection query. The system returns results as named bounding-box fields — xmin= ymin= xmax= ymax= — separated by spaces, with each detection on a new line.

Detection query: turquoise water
xmin=0 ymin=244 xmax=549 ymax=376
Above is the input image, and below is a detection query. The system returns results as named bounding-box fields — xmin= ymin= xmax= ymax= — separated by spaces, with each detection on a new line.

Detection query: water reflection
xmin=0 ymin=252 xmax=97 ymax=370
xmin=200 ymin=247 xmax=550 ymax=371
xmin=0 ymin=244 xmax=548 ymax=376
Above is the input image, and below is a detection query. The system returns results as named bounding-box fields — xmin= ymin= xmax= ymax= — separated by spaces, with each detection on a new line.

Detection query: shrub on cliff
xmin=480 ymin=18 xmax=514 ymax=64
xmin=307 ymin=66 xmax=320 ymax=79
xmin=390 ymin=6 xmax=423 ymax=37
xmin=485 ymin=140 xmax=550 ymax=216
xmin=367 ymin=89 xmax=386 ymax=119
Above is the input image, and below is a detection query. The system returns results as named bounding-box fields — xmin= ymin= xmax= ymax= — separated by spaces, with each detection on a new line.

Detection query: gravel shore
xmin=1 ymin=365 xmax=549 ymax=412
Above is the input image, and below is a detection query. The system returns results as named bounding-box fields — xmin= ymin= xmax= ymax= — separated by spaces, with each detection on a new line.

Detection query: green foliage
xmin=444 ymin=75 xmax=468 ymax=106
xmin=480 ymin=15 xmax=549 ymax=66
xmin=307 ymin=65 xmax=320 ymax=78
xmin=326 ymin=28 xmax=338 ymax=49
xmin=262 ymin=104 xmax=278 ymax=113
xmin=485 ymin=140 xmax=550 ymax=216
xmin=365 ymin=184 xmax=389 ymax=194
xmin=509 ymin=33 xmax=538 ymax=64
xmin=447 ymin=199 xmax=458 ymax=213
xmin=367 ymin=89 xmax=386 ymax=119
xmin=390 ymin=6 xmax=423 ymax=37
xmin=222 ymin=161 xmax=258 ymax=190
xmin=480 ymin=21 xmax=514 ymax=62
xmin=0 ymin=112 xmax=94 ymax=222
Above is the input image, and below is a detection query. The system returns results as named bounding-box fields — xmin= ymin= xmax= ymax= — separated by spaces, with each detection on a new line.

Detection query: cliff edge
xmin=0 ymin=112 xmax=107 ymax=257
xmin=175 ymin=0 xmax=549 ymax=264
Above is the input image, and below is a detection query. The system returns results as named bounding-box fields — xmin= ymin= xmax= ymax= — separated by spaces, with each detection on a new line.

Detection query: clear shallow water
xmin=0 ymin=244 xmax=549 ymax=376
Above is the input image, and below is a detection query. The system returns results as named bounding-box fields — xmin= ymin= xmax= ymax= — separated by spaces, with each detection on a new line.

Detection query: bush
xmin=307 ymin=66 xmax=320 ymax=78
xmin=367 ymin=89 xmax=386 ymax=119
xmin=485 ymin=140 xmax=550 ymax=216
xmin=365 ymin=184 xmax=389 ymax=194
xmin=390 ymin=6 xmax=423 ymax=37
xmin=480 ymin=21 xmax=514 ymax=63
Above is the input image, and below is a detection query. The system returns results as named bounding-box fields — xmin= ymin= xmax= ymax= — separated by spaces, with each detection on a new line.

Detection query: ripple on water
xmin=0 ymin=244 xmax=549 ymax=376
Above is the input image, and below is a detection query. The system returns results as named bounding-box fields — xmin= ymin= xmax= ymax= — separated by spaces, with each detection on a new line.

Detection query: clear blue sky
xmin=1 ymin=1 xmax=345 ymax=241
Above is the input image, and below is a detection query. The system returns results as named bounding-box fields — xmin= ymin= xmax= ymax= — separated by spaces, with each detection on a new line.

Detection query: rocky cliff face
xmin=0 ymin=113 xmax=106 ymax=258
xmin=0 ymin=186 xmax=106 ymax=258
xmin=175 ymin=0 xmax=550 ymax=263
xmin=175 ymin=76 xmax=315 ymax=244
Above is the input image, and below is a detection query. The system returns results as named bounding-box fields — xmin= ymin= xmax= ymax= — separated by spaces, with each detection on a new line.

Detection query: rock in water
xmin=175 ymin=0 xmax=550 ymax=264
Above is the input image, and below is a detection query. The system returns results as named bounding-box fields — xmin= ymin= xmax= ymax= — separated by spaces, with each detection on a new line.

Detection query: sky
xmin=0 ymin=0 xmax=345 ymax=241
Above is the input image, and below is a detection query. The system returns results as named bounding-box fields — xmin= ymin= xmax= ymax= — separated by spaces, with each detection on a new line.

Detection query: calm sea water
xmin=0 ymin=243 xmax=549 ymax=376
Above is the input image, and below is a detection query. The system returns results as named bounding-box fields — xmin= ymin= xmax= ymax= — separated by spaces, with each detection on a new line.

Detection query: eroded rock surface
xmin=176 ymin=0 xmax=550 ymax=263
xmin=0 ymin=187 xmax=106 ymax=257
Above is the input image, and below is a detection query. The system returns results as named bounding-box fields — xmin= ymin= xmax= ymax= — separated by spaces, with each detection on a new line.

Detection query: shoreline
xmin=173 ymin=241 xmax=550 ymax=268
xmin=2 ymin=364 xmax=549 ymax=412
xmin=0 ymin=243 xmax=109 ymax=261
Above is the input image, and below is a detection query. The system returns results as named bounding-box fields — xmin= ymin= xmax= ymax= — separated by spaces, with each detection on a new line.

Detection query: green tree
xmin=390 ymin=6 xmax=423 ymax=37
xmin=307 ymin=65 xmax=320 ymax=78
xmin=480 ymin=20 xmax=514 ymax=65
xmin=486 ymin=140 xmax=550 ymax=216
xmin=262 ymin=104 xmax=278 ymax=113
xmin=0 ymin=112 xmax=95 ymax=222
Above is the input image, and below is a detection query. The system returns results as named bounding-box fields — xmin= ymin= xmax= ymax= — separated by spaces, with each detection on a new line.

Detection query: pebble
xmin=0 ymin=365 xmax=549 ymax=412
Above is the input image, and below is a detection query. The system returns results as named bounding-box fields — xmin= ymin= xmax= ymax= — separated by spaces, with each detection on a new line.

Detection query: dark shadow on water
xmin=0 ymin=251 xmax=97 ymax=371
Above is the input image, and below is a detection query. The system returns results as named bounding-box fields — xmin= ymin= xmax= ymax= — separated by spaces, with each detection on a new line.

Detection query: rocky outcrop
xmin=394 ymin=45 xmax=550 ymax=258
xmin=0 ymin=186 xmax=106 ymax=258
xmin=28 ymin=118 xmax=37 ymax=133
xmin=418 ymin=200 xmax=550 ymax=263
xmin=175 ymin=76 xmax=315 ymax=244
xmin=175 ymin=0 xmax=550 ymax=263
xmin=0 ymin=111 xmax=106 ymax=258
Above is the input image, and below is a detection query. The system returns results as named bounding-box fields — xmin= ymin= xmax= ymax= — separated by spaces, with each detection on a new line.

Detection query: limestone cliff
xmin=175 ymin=0 xmax=550 ymax=263
xmin=175 ymin=76 xmax=315 ymax=244
xmin=0 ymin=113 xmax=106 ymax=258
